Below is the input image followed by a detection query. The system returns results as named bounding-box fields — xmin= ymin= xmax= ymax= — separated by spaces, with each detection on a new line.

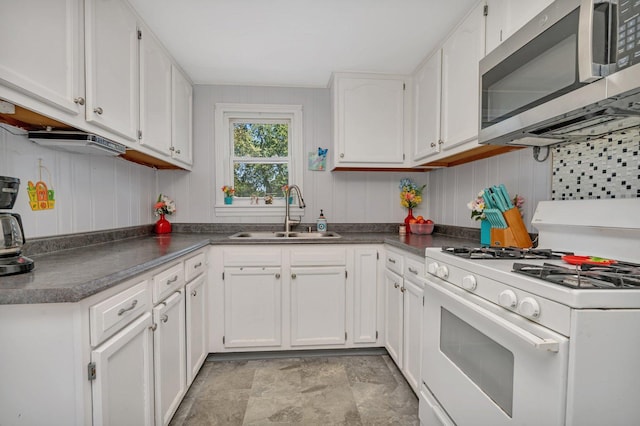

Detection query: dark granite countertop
xmin=0 ymin=231 xmax=477 ymax=305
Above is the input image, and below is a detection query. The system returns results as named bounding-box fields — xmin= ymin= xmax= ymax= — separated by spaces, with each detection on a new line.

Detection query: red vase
xmin=404 ymin=208 xmax=415 ymax=233
xmin=155 ymin=214 xmax=172 ymax=234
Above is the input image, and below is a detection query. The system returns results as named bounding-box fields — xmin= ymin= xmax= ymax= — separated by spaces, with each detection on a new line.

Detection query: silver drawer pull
xmin=388 ymin=258 xmax=396 ymax=264
xmin=161 ymin=314 xmax=168 ymax=323
xmin=117 ymin=299 xmax=138 ymax=316
xmin=194 ymin=262 xmax=202 ymax=269
xmin=408 ymin=267 xmax=418 ymax=274
xmin=166 ymin=275 xmax=178 ymax=285
xmin=191 ymin=290 xmax=197 ymax=297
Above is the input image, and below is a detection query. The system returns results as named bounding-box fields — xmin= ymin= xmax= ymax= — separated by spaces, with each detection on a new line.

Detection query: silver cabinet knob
xmin=340 ymin=153 xmax=344 ymax=158
xmin=400 ymin=286 xmax=406 ymax=293
xmin=74 ymin=97 xmax=85 ymax=105
xmin=291 ymin=273 xmax=297 ymax=279
xmin=191 ymin=290 xmax=197 ymax=297
xmin=394 ymin=283 xmax=399 ymax=289
xmin=94 ymin=107 xmax=103 ymax=115
xmin=275 ymin=273 xmax=281 ymax=279
xmin=438 ymin=139 xmax=444 ymax=145
xmin=175 ymin=149 xmax=181 ymax=154
xmin=161 ymin=314 xmax=168 ymax=323
xmin=430 ymin=142 xmax=436 ymax=148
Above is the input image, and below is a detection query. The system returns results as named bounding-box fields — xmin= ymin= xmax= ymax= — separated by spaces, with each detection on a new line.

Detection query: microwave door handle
xmin=440 ymin=284 xmax=560 ymax=352
xmin=578 ymin=0 xmax=608 ymax=82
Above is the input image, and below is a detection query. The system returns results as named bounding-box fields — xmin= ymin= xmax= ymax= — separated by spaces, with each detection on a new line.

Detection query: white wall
xmin=426 ymin=148 xmax=552 ymax=231
xmin=0 ymin=125 xmax=156 ymax=238
xmin=157 ymin=85 xmax=429 ymax=224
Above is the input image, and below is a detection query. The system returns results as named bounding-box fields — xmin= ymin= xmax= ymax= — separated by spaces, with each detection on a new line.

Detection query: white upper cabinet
xmin=485 ymin=0 xmax=555 ymax=55
xmin=139 ymin=26 xmax=173 ymax=156
xmin=0 ymin=0 xmax=84 ymax=116
xmin=332 ymin=73 xmax=407 ymax=169
xmin=440 ymin=1 xmax=486 ymax=152
xmin=412 ymin=50 xmax=442 ymax=162
xmin=85 ymin=0 xmax=139 ymax=141
xmin=171 ymin=65 xmax=194 ymax=165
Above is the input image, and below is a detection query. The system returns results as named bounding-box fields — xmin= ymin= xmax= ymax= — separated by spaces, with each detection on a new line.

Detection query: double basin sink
xmin=229 ymin=231 xmax=341 ymax=240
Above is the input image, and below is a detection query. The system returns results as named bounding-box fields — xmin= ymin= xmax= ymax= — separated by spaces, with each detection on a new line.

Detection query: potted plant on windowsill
xmin=222 ymin=186 xmax=235 ymax=204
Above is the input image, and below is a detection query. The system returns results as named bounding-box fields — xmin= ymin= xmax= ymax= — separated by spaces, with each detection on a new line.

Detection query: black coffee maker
xmin=0 ymin=176 xmax=34 ymax=275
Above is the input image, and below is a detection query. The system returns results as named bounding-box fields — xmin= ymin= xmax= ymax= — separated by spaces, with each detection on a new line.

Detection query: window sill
xmin=215 ymin=204 xmax=306 ymax=217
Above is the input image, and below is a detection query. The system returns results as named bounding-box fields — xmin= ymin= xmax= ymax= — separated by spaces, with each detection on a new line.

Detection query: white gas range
xmin=419 ymin=198 xmax=640 ymax=426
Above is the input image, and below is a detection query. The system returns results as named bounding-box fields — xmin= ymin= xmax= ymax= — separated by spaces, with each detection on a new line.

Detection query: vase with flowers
xmin=222 ymin=185 xmax=235 ymax=204
xmin=154 ymin=193 xmax=176 ymax=234
xmin=468 ymin=190 xmax=490 ymax=245
xmin=399 ymin=178 xmax=426 ymax=232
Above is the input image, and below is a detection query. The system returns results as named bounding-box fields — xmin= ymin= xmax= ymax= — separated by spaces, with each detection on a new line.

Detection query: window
xmin=214 ymin=103 xmax=303 ymax=216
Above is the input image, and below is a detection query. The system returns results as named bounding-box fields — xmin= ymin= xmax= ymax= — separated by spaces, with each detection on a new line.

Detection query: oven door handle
xmin=440 ymin=283 xmax=560 ymax=353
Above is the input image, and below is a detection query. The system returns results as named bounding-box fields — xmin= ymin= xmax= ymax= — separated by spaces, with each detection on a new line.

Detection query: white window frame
xmin=214 ymin=103 xmax=304 ymax=217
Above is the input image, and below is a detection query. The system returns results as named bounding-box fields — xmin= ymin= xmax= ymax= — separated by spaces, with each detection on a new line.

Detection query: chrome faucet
xmin=284 ymin=184 xmax=306 ymax=233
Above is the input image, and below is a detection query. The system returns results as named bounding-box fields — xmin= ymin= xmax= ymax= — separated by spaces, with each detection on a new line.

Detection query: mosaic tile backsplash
xmin=552 ymin=130 xmax=640 ymax=200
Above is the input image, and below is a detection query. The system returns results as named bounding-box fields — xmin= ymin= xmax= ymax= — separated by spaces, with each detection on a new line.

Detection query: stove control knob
xmin=462 ymin=275 xmax=477 ymax=292
xmin=436 ymin=265 xmax=449 ymax=280
xmin=498 ymin=290 xmax=518 ymax=309
xmin=427 ymin=262 xmax=439 ymax=276
xmin=518 ymin=297 xmax=541 ymax=318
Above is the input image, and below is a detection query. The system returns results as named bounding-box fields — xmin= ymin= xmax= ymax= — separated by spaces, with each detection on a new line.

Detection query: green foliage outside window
xmin=232 ymin=122 xmax=289 ymax=197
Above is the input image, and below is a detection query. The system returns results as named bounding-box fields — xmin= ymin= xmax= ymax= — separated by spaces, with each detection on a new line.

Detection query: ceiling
xmin=127 ymin=0 xmax=478 ymax=88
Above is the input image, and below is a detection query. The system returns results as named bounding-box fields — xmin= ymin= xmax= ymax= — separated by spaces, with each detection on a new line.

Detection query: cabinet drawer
xmin=223 ymin=247 xmax=281 ymax=267
xmin=185 ymin=251 xmax=206 ymax=282
xmin=90 ymin=279 xmax=151 ymax=347
xmin=385 ymin=251 xmax=404 ymax=275
xmin=290 ymin=247 xmax=346 ymax=266
xmin=404 ymin=256 xmax=425 ymax=278
xmin=153 ymin=262 xmax=185 ymax=304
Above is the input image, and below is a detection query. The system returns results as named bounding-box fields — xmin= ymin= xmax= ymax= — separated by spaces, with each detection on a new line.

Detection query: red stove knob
xmin=462 ymin=275 xmax=477 ymax=291
xmin=498 ymin=290 xmax=518 ymax=309
xmin=436 ymin=265 xmax=449 ymax=280
xmin=518 ymin=297 xmax=541 ymax=318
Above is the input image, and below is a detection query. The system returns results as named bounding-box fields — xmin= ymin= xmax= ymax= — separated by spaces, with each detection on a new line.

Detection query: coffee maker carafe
xmin=0 ymin=176 xmax=34 ymax=276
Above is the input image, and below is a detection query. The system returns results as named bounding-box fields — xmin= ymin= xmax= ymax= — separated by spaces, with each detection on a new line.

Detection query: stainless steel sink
xmin=228 ymin=231 xmax=341 ymax=240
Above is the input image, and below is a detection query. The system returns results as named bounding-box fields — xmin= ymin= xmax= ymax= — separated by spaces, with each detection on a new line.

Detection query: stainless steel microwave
xmin=479 ymin=0 xmax=640 ymax=147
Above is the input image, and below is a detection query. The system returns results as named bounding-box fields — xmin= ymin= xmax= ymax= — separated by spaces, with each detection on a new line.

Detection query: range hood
xmin=27 ymin=130 xmax=126 ymax=156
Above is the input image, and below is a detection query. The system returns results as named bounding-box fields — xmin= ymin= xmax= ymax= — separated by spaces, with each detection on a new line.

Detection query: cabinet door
xmin=223 ymin=267 xmax=282 ymax=348
xmin=139 ymin=27 xmax=172 ymax=156
xmin=384 ymin=268 xmax=404 ymax=368
xmin=412 ymin=50 xmax=442 ymax=163
xmin=91 ymin=312 xmax=154 ymax=426
xmin=153 ymin=290 xmax=186 ymax=426
xmin=335 ymin=76 xmax=405 ymax=166
xmin=171 ymin=65 xmax=193 ymax=165
xmin=440 ymin=2 xmax=486 ymax=150
xmin=0 ymin=0 xmax=83 ymax=116
xmin=85 ymin=0 xmax=138 ymax=140
xmin=290 ymin=266 xmax=346 ymax=346
xmin=485 ymin=0 xmax=554 ymax=54
xmin=402 ymin=277 xmax=424 ymax=394
xmin=352 ymin=248 xmax=379 ymax=344
xmin=186 ymin=274 xmax=208 ymax=386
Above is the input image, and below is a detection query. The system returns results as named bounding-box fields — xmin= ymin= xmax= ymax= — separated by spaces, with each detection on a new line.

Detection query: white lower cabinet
xmin=152 ymin=290 xmax=186 ymax=426
xmin=212 ymin=245 xmax=381 ymax=353
xmin=186 ymin=273 xmax=208 ymax=385
xmin=223 ymin=266 xmax=282 ymax=348
xmin=290 ymin=266 xmax=346 ymax=346
xmin=384 ymin=268 xmax=404 ymax=367
xmin=384 ymin=246 xmax=425 ymax=394
xmin=91 ymin=312 xmax=155 ymax=426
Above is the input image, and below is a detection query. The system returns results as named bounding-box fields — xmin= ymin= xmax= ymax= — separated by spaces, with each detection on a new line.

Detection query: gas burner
xmin=441 ymin=246 xmax=572 ymax=260
xmin=513 ymin=262 xmax=640 ymax=289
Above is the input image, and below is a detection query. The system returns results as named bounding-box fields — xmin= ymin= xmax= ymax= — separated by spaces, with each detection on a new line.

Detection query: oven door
xmin=422 ymin=279 xmax=569 ymax=425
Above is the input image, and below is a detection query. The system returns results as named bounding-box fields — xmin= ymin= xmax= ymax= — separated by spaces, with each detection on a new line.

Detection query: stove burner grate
xmin=442 ymin=246 xmax=571 ymax=260
xmin=513 ymin=262 xmax=640 ymax=289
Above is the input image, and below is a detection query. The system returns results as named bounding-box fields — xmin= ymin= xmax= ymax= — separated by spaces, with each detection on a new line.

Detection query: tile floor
xmin=169 ymin=353 xmax=419 ymax=425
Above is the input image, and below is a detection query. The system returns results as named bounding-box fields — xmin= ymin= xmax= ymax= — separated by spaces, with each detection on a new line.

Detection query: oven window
xmin=440 ymin=308 xmax=514 ymax=417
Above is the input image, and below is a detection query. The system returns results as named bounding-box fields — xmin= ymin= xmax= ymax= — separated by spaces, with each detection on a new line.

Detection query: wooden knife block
xmin=490 ymin=207 xmax=533 ymax=248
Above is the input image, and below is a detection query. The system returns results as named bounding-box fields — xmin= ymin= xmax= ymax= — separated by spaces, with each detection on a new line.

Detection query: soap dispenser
xmin=316 ymin=209 xmax=327 ymax=232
